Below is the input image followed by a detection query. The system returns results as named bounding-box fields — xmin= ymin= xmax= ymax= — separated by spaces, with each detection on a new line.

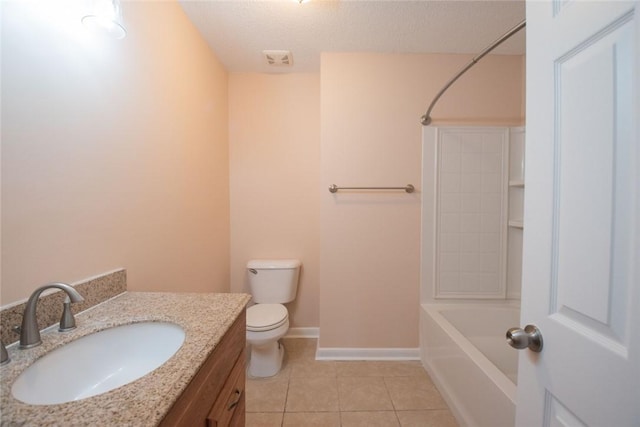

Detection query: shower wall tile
xmin=482 ymin=153 xmax=502 ymax=172
xmin=481 ymin=215 xmax=500 ymax=232
xmin=480 ymin=253 xmax=499 ymax=272
xmin=441 ymin=173 xmax=462 ymax=193
xmin=482 ymin=194 xmax=502 ymax=213
xmin=439 ymin=253 xmax=460 ymax=272
xmin=460 ymin=234 xmax=480 ymax=251
xmin=483 ymin=139 xmax=503 ymax=153
xmin=480 ymin=234 xmax=500 ymax=252
xmin=441 ymin=214 xmax=461 ymax=233
xmin=440 ymin=234 xmax=460 ymax=252
xmin=435 ymin=128 xmax=508 ymax=299
xmin=461 ymin=153 xmax=482 ymax=172
xmin=460 ymin=252 xmax=480 ymax=272
xmin=439 ymin=273 xmax=460 ymax=291
xmin=461 ymin=175 xmax=482 ymax=193
xmin=460 ymin=214 xmax=481 ymax=233
xmin=440 ymin=194 xmax=461 ymax=212
xmin=441 ymin=151 xmax=461 ymax=173
xmin=461 ymin=194 xmax=481 ymax=212
xmin=461 ymin=138 xmax=482 ymax=153
xmin=482 ymin=174 xmax=501 ymax=193
xmin=480 ymin=273 xmax=500 ymax=291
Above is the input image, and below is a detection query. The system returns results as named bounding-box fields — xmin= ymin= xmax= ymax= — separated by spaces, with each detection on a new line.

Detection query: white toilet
xmin=246 ymin=259 xmax=300 ymax=378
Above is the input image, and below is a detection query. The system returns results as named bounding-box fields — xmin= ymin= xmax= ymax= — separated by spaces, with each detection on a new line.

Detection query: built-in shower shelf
xmin=508 ymin=180 xmax=525 ymax=187
xmin=508 ymin=220 xmax=524 ymax=229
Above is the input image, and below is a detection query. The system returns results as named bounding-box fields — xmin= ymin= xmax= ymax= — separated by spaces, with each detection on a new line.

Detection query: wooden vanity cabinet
xmin=159 ymin=310 xmax=246 ymax=427
xmin=206 ymin=349 xmax=245 ymax=427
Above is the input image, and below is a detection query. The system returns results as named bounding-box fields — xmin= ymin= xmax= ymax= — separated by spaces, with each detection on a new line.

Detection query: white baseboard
xmin=282 ymin=329 xmax=420 ymax=360
xmin=315 ymin=347 xmax=420 ymax=361
xmin=285 ymin=327 xmax=319 ymax=339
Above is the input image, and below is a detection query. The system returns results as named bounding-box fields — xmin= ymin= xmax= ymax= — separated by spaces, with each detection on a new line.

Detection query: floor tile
xmin=285 ymin=377 xmax=339 ymax=412
xmin=336 ymin=361 xmax=385 ymax=377
xmin=282 ymin=337 xmax=317 ymax=354
xmin=282 ymin=411 xmax=341 ymax=426
xmin=372 ymin=361 xmax=430 ymax=377
xmin=396 ymin=409 xmax=459 ymax=427
xmin=245 ymin=377 xmax=289 ymax=413
xmin=338 ymin=377 xmax=394 ymax=411
xmin=290 ymin=359 xmax=337 ymax=378
xmin=273 ymin=358 xmax=294 ymax=379
xmin=340 ymin=411 xmax=400 ymax=427
xmin=384 ymin=376 xmax=448 ymax=410
xmin=335 ymin=360 xmax=429 ymax=378
xmin=245 ymin=412 xmax=284 ymax=427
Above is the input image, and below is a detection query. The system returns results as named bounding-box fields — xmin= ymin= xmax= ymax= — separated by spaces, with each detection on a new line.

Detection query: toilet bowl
xmin=246 ymin=304 xmax=289 ymax=377
xmin=245 ymin=259 xmax=300 ymax=378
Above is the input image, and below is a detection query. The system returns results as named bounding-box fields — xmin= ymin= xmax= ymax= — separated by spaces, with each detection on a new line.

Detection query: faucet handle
xmin=19 ymin=282 xmax=84 ymax=349
xmin=1 ymin=340 xmax=9 ymax=365
xmin=59 ymin=297 xmax=77 ymax=332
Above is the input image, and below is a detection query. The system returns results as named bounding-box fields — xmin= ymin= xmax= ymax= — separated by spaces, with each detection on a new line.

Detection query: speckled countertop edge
xmin=0 ymin=292 xmax=251 ymax=427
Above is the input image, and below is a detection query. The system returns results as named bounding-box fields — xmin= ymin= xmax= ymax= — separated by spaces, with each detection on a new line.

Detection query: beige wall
xmin=1 ymin=1 xmax=230 ymax=305
xmin=1 ymin=1 xmax=524 ymax=348
xmin=228 ymin=73 xmax=320 ymax=328
xmin=320 ymin=53 xmax=524 ymax=348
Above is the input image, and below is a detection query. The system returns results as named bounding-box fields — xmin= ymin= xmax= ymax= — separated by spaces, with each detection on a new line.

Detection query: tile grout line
xmin=336 ymin=370 xmax=343 ymax=426
xmin=280 ymin=341 xmax=289 ymax=427
xmin=382 ymin=376 xmax=403 ymax=427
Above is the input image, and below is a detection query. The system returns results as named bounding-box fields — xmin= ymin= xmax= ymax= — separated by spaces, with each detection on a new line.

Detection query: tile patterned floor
xmin=245 ymin=338 xmax=459 ymax=427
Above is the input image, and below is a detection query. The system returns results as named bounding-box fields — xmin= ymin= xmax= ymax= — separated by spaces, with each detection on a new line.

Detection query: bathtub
xmin=420 ymin=304 xmax=519 ymax=427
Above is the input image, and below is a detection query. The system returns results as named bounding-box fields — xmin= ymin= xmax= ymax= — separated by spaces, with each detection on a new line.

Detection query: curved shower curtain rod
xmin=421 ymin=19 xmax=526 ymax=126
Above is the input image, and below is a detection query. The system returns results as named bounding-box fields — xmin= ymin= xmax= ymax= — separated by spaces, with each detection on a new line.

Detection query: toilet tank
xmin=247 ymin=259 xmax=301 ymax=304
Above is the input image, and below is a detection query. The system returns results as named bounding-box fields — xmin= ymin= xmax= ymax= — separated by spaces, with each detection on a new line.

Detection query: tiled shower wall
xmin=435 ymin=128 xmax=509 ymax=299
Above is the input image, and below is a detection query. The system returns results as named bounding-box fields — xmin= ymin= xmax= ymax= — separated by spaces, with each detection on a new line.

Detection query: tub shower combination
xmin=420 ymin=126 xmax=525 ymax=427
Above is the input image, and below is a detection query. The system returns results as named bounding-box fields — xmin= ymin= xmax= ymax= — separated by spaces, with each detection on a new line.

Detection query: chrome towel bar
xmin=328 ymin=184 xmax=415 ymax=193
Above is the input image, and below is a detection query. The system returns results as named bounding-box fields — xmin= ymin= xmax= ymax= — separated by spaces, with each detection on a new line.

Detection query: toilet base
xmin=248 ymin=339 xmax=284 ymax=378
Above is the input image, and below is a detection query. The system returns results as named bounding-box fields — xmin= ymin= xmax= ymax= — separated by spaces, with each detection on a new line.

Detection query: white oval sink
xmin=12 ymin=322 xmax=185 ymax=405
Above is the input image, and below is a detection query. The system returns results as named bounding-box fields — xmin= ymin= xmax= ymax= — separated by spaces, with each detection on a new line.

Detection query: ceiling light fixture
xmin=82 ymin=0 xmax=127 ymax=40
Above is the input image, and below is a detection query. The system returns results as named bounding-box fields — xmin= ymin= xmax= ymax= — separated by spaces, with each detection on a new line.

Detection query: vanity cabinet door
xmin=206 ymin=351 xmax=245 ymax=427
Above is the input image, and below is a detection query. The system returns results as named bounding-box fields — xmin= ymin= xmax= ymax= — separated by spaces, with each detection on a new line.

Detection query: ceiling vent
xmin=263 ymin=50 xmax=293 ymax=67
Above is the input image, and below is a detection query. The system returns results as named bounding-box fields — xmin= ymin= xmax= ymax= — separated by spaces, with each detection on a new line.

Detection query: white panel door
xmin=518 ymin=1 xmax=639 ymax=426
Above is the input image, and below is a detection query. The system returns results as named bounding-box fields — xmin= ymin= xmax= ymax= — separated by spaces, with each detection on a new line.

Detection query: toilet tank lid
xmin=247 ymin=259 xmax=301 ymax=269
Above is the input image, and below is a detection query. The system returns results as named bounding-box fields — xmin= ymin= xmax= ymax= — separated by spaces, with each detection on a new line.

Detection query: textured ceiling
xmin=179 ymin=0 xmax=526 ymax=73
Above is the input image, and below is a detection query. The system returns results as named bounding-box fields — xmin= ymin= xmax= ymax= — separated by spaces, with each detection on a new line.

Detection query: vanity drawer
xmin=206 ymin=350 xmax=245 ymax=427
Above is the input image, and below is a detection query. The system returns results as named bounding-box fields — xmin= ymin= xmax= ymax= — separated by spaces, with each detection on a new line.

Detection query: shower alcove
xmin=420 ymin=126 xmax=525 ymax=427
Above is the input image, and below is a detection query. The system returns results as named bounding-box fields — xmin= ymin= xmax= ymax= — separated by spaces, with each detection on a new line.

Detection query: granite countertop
xmin=0 ymin=292 xmax=251 ymax=427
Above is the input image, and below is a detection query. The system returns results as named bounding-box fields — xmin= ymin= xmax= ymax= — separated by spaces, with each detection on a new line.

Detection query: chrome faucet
xmin=19 ymin=282 xmax=84 ymax=349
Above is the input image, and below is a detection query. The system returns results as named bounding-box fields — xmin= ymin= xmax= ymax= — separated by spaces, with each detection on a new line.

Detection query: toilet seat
xmin=247 ymin=304 xmax=288 ymax=332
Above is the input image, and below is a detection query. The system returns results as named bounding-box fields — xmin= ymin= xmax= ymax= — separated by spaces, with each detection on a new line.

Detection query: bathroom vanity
xmin=0 ymin=292 xmax=251 ymax=426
